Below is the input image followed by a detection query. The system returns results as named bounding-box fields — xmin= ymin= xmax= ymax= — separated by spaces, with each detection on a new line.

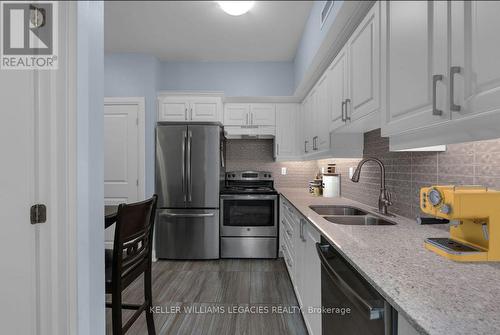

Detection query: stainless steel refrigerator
xmin=155 ymin=122 xmax=224 ymax=259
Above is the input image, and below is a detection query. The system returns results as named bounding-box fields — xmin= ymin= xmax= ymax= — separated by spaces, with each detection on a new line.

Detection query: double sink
xmin=309 ymin=205 xmax=396 ymax=226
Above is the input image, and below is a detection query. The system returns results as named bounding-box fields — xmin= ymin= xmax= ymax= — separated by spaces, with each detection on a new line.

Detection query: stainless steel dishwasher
xmin=316 ymin=237 xmax=396 ymax=335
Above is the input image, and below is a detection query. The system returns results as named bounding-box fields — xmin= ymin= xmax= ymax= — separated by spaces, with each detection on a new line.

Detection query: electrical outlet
xmin=281 ymin=167 xmax=287 ymax=175
xmin=349 ymin=167 xmax=354 ymax=179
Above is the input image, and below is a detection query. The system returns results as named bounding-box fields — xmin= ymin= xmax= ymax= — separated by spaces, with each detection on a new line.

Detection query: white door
xmin=250 ymin=103 xmax=276 ymax=125
xmin=104 ymin=99 xmax=141 ymax=243
xmin=224 ymin=103 xmax=249 ymax=125
xmin=451 ymin=1 xmax=500 ymax=121
xmin=381 ymin=1 xmax=449 ymax=136
xmin=328 ymin=46 xmax=349 ymax=131
xmin=0 ymin=72 xmax=40 ymax=333
xmin=347 ymin=3 xmax=380 ymax=122
xmin=190 ymin=97 xmax=221 ymax=122
xmin=275 ymin=104 xmax=298 ymax=158
xmin=158 ymin=97 xmax=188 ymax=121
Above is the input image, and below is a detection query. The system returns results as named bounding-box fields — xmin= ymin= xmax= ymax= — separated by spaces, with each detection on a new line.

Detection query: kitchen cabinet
xmin=275 ymin=103 xmax=299 ymax=161
xmin=250 ymin=103 xmax=276 ymax=126
xmin=224 ymin=103 xmax=276 ymax=126
xmin=158 ymin=95 xmax=222 ymax=122
xmin=280 ymin=197 xmax=321 ymax=335
xmin=328 ymin=45 xmax=349 ymax=131
xmin=224 ymin=103 xmax=250 ymax=126
xmin=346 ymin=3 xmax=380 ymax=125
xmin=329 ymin=3 xmax=380 ymax=133
xmin=383 ymin=1 xmax=500 ymax=150
xmin=315 ymin=74 xmax=330 ymax=153
xmin=450 ymin=1 xmax=500 ymax=122
xmin=381 ymin=1 xmax=449 ymax=136
xmin=300 ymin=94 xmax=314 ymax=155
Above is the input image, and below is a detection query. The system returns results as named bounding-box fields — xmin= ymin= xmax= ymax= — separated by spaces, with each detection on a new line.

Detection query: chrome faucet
xmin=351 ymin=157 xmax=393 ymax=215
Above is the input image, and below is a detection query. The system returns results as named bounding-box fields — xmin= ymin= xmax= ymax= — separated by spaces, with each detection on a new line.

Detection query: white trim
xmin=223 ymin=96 xmax=301 ymax=103
xmin=104 ymin=97 xmax=147 ymax=201
xmin=157 ymin=90 xmax=225 ymax=97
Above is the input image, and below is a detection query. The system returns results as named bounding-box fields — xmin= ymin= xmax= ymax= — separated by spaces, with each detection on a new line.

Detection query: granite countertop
xmin=278 ymin=187 xmax=500 ymax=335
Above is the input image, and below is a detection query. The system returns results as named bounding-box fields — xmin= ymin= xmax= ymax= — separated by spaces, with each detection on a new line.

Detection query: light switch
xmin=349 ymin=167 xmax=354 ymax=179
xmin=281 ymin=167 xmax=287 ymax=175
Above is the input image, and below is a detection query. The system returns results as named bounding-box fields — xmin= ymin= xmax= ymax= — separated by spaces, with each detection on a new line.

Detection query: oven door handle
xmin=316 ymin=243 xmax=385 ymax=320
xmin=220 ymin=194 xmax=277 ymax=200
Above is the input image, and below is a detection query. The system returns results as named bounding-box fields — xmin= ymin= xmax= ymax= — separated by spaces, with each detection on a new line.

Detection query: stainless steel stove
xmin=220 ymin=171 xmax=278 ymax=258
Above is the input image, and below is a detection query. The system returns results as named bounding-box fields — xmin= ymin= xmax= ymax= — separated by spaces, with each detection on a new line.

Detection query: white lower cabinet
xmin=280 ymin=197 xmax=321 ymax=335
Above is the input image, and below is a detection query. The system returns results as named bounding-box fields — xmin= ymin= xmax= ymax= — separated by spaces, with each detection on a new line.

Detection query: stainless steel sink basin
xmin=323 ymin=215 xmax=396 ymax=226
xmin=309 ymin=205 xmax=368 ymax=216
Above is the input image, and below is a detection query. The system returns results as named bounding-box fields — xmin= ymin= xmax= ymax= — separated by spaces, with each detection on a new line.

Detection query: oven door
xmin=220 ymin=194 xmax=277 ymax=237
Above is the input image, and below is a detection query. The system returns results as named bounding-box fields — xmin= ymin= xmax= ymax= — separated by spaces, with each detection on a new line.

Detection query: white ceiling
xmin=104 ymin=1 xmax=313 ymax=62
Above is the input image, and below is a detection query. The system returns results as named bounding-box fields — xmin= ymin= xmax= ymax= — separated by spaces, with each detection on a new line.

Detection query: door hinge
xmin=30 ymin=204 xmax=47 ymax=224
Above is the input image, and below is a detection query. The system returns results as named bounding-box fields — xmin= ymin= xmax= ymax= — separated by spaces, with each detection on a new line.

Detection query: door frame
xmin=104 ymin=97 xmax=146 ymax=202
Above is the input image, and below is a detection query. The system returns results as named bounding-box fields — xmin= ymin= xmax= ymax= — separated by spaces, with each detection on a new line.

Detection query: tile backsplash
xmin=320 ymin=129 xmax=500 ymax=219
xmin=226 ymin=131 xmax=500 ymax=220
xmin=225 ymin=140 xmax=319 ymax=188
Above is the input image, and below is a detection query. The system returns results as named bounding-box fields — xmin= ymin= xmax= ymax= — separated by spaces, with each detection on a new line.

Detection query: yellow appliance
xmin=420 ymin=185 xmax=500 ymax=262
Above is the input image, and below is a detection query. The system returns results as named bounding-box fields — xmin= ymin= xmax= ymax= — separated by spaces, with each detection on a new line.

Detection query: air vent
xmin=321 ymin=1 xmax=334 ymax=28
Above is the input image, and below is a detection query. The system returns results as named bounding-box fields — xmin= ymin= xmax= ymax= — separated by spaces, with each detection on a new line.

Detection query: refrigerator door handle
xmin=182 ymin=130 xmax=187 ymax=202
xmin=187 ymin=130 xmax=193 ymax=202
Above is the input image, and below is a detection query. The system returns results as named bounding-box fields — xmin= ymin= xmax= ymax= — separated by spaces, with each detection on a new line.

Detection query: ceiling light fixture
xmin=216 ymin=1 xmax=255 ymax=16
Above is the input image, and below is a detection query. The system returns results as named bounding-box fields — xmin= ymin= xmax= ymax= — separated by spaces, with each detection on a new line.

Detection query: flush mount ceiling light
xmin=216 ymin=1 xmax=255 ymax=16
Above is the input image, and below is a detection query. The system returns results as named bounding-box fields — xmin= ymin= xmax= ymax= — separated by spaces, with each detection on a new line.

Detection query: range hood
xmin=224 ymin=126 xmax=275 ymax=139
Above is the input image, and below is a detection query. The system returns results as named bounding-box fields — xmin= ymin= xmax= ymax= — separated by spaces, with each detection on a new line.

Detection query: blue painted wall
xmin=104 ymin=53 xmax=159 ymax=196
xmin=293 ymin=0 xmax=343 ymax=90
xmin=159 ymin=61 xmax=294 ymax=96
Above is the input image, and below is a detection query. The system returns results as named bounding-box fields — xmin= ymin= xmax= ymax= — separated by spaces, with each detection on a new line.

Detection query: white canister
xmin=323 ymin=174 xmax=340 ymax=197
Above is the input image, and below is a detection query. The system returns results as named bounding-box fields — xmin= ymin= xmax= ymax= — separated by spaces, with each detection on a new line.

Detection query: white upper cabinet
xmin=190 ymin=97 xmax=223 ymax=121
xmin=224 ymin=103 xmax=249 ymax=125
xmin=328 ymin=46 xmax=349 ymax=131
xmin=347 ymin=3 xmax=380 ymax=123
xmin=275 ymin=103 xmax=299 ymax=160
xmin=314 ymin=75 xmax=330 ymax=152
xmin=450 ymin=1 xmax=500 ymax=121
xmin=158 ymin=94 xmax=222 ymax=122
xmin=250 ymin=103 xmax=276 ymax=126
xmin=159 ymin=97 xmax=189 ymax=122
xmin=224 ymin=103 xmax=276 ymax=126
xmin=381 ymin=1 xmax=449 ymax=136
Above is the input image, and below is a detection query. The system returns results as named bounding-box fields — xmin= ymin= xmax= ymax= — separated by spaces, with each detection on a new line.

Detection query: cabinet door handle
xmin=345 ymin=98 xmax=351 ymax=121
xmin=450 ymin=66 xmax=461 ymax=112
xmin=341 ymin=100 xmax=346 ymax=121
xmin=432 ymin=74 xmax=443 ymax=116
xmin=185 ymin=107 xmax=188 ymax=121
xmin=246 ymin=113 xmax=249 ymax=125
xmin=313 ymin=136 xmax=318 ymax=150
xmin=251 ymin=112 xmax=253 ymax=125
xmin=304 ymin=140 xmax=308 ymax=153
xmin=276 ymin=143 xmax=280 ymax=155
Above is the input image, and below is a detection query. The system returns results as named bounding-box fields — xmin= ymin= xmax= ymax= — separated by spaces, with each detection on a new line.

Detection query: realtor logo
xmin=1 ymin=1 xmax=58 ymax=69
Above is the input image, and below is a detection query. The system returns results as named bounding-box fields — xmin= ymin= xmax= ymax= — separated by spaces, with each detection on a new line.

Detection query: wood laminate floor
xmin=106 ymin=259 xmax=308 ymax=335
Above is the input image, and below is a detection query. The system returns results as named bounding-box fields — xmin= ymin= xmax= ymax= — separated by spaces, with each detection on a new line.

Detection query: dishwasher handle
xmin=316 ymin=243 xmax=385 ymax=320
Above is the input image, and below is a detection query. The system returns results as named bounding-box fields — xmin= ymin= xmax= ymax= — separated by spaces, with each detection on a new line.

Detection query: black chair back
xmin=112 ymin=195 xmax=157 ymax=288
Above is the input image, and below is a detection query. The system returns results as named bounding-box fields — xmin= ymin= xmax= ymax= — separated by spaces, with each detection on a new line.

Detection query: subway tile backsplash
xmin=225 ymin=140 xmax=319 ymax=188
xmin=226 ymin=130 xmax=500 ymax=220
xmin=320 ymin=129 xmax=500 ymax=219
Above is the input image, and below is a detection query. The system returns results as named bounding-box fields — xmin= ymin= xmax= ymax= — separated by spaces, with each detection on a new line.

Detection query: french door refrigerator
xmin=155 ymin=122 xmax=224 ymax=259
